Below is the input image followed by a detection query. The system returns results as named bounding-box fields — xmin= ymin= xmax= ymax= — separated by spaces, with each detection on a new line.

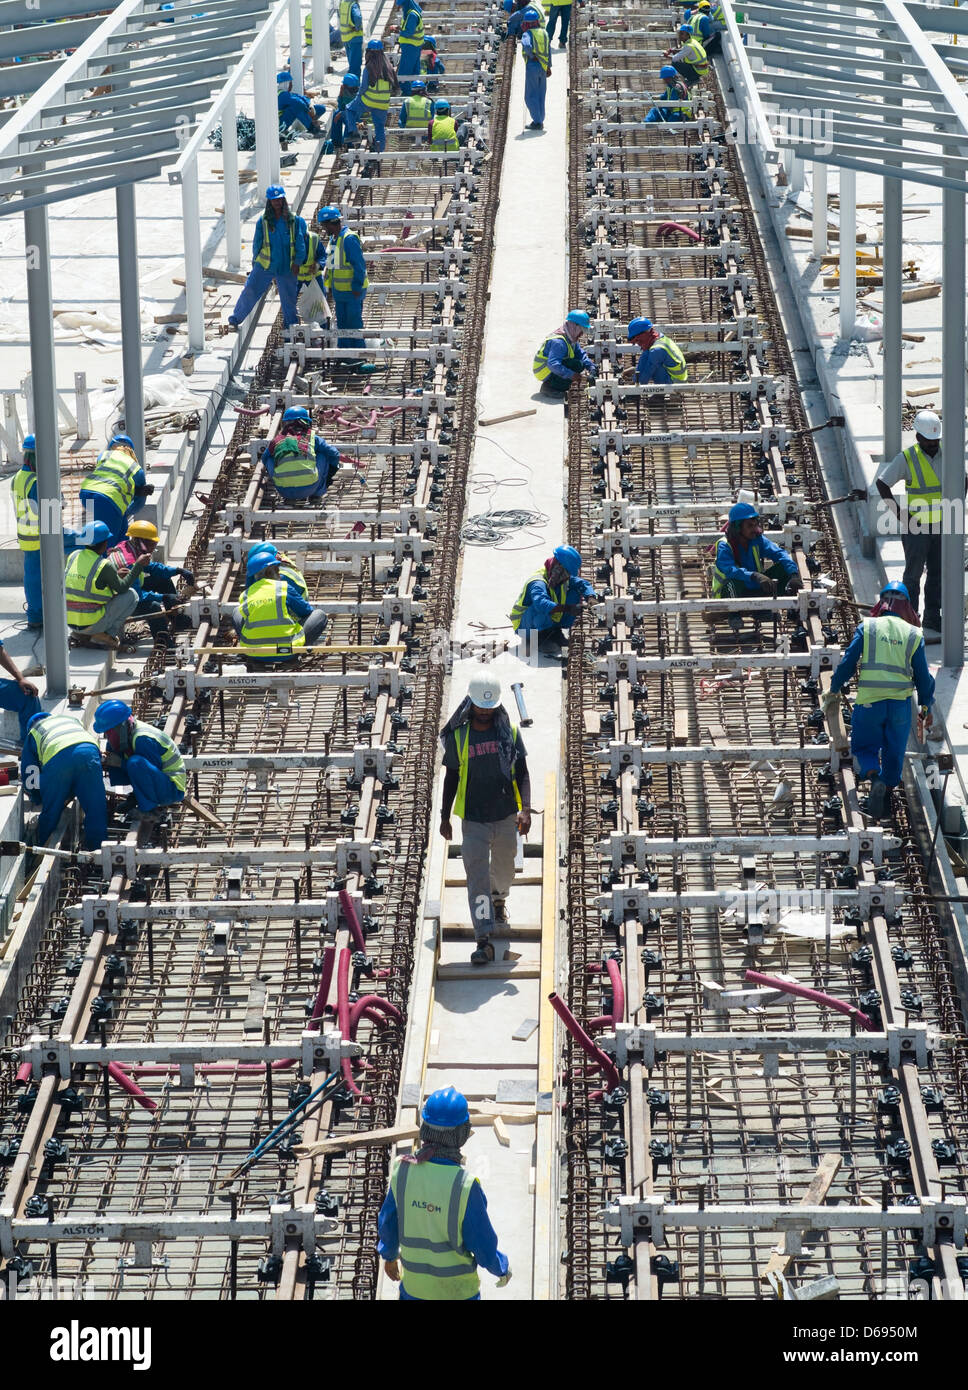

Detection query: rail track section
xmin=0 ymin=0 xmax=510 ymax=1301
xmin=561 ymin=4 xmax=968 ymax=1300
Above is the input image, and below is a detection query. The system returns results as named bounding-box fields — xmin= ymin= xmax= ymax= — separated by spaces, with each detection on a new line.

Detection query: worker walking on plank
xmin=235 ymin=551 xmax=327 ymax=660
xmin=228 ymin=186 xmax=307 ymax=332
xmin=711 ymin=502 xmax=803 ymax=610
xmin=627 ymin=317 xmax=688 ymax=385
xmin=378 ymin=1087 xmax=512 ymax=1299
xmin=261 ymin=407 xmax=340 ymax=501
xmin=822 ymin=580 xmax=935 ymax=821
xmin=342 ymin=39 xmax=399 ymax=152
xmin=78 ymin=433 xmax=153 ymax=546
xmin=0 ymin=638 xmax=41 ymax=743
xmin=319 ymin=204 xmax=369 ymax=357
xmin=95 ymin=700 xmax=185 ymax=819
xmin=665 ymin=23 xmax=708 ymax=85
xmin=394 ymin=0 xmax=425 ymax=93
xmin=64 ymin=521 xmax=148 ymax=651
xmin=510 ymin=544 xmax=595 ymax=658
xmin=545 ymin=0 xmax=572 ymax=49
xmin=439 ymin=675 xmax=531 ymax=967
xmin=533 ymin=309 xmax=596 ymax=396
xmin=872 ymin=410 xmax=955 ymax=643
xmin=21 ymin=712 xmax=107 ymax=851
xmin=338 ymin=0 xmax=364 ymax=76
xmin=519 ymin=6 xmax=551 ymax=129
xmin=643 ymin=66 xmax=691 ymax=123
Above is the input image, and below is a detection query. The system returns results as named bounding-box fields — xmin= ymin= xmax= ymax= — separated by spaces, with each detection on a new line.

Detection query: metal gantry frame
xmin=723 ymin=0 xmax=968 ymax=667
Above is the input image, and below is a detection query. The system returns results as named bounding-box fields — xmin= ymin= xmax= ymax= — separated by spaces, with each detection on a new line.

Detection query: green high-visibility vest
xmin=298 ymin=230 xmax=323 ymax=284
xmin=711 ymin=1 xmax=726 ymax=23
xmin=655 ymin=335 xmax=688 ymax=382
xmin=509 ymin=569 xmax=567 ymax=631
xmin=323 ymin=227 xmax=369 ymax=296
xmin=430 ymin=116 xmax=458 ymax=149
xmin=659 ymin=83 xmax=692 ymax=118
xmin=452 ymin=722 xmax=521 ymax=820
xmin=130 ymin=720 xmax=186 ymax=795
xmin=523 ymin=26 xmax=550 ymax=72
xmin=33 ymin=714 xmax=95 ymax=765
xmin=64 ymin=547 xmax=115 ymax=628
xmin=271 ymin=439 xmax=319 ymax=492
xmin=855 ymin=615 xmax=922 ymax=706
xmin=680 ymin=35 xmax=708 ymax=74
xmin=278 ymin=557 xmax=309 ymax=601
xmin=903 ymin=444 xmax=942 ymax=526
xmin=339 ymin=0 xmax=362 ymax=41
xmin=238 ymin=577 xmax=306 ymax=655
xmin=711 ymin=535 xmax=762 ymax=596
xmin=533 ymin=332 xmax=579 ymax=382
xmin=390 ymin=1158 xmax=481 ymax=1300
xmin=402 ymin=94 xmax=432 ymax=127
xmin=82 ymin=449 xmax=138 ymax=512
xmin=361 ymin=76 xmax=391 ymax=112
xmin=255 ymin=213 xmax=298 ymax=271
xmin=12 ymin=467 xmax=39 ymax=551
xmin=398 ymin=4 xmax=425 ymax=46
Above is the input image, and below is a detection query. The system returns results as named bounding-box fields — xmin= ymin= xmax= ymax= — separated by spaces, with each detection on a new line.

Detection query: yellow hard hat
xmin=127 ymin=520 xmax=159 ymax=543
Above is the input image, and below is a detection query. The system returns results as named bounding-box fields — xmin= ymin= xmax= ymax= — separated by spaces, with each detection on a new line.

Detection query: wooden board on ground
xmin=478 ymin=409 xmax=537 ymax=427
xmin=183 ymin=795 xmax=227 ymax=831
xmin=759 ymin=1154 xmax=843 ymax=1283
xmin=294 ymin=1104 xmax=537 ymax=1158
xmin=202 ymin=265 xmax=248 ymax=284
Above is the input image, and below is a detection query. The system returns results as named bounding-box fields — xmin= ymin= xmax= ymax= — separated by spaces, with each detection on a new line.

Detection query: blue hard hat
xmin=159 ymin=2 xmax=174 ymax=16
xmin=282 ymin=406 xmax=311 ymax=424
xmin=22 ymin=434 xmax=35 ymax=452
xmin=566 ymin=309 xmax=591 ymax=329
xmin=423 ymin=33 xmax=436 ymax=45
xmin=87 ymin=521 xmax=114 ymax=546
xmin=729 ymin=502 xmax=760 ymax=524
xmin=110 ymin=432 xmax=135 ymax=449
xmin=409 ymin=78 xmax=426 ymax=92
xmin=553 ymin=545 xmax=583 ymax=577
xmin=27 ymin=712 xmax=48 ymax=734
xmin=434 ymin=99 xmax=450 ymax=113
xmin=628 ymin=316 xmax=654 ymax=338
xmin=318 ymin=204 xmax=342 ymax=222
xmin=366 ymin=37 xmax=383 ymax=49
xmin=246 ymin=547 xmax=279 ymax=579
xmin=277 ymin=69 xmax=292 ymax=84
xmin=266 ymin=184 xmax=286 ymax=200
xmin=522 ymin=6 xmax=540 ymax=18
xmin=678 ymin=21 xmax=692 ymax=31
xmin=422 ymin=1086 xmax=469 ymax=1128
xmin=881 ymin=580 xmax=910 ymax=601
xmin=93 ymin=700 xmax=133 ymax=734
xmin=659 ymin=65 xmax=678 ymax=79
xmin=341 ymin=72 xmax=360 ymax=87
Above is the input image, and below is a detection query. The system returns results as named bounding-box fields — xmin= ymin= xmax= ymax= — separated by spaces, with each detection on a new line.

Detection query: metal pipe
xmin=288 ymin=0 xmax=304 ymax=94
xmin=811 ymin=160 xmax=827 ymax=257
xmin=838 ymin=166 xmax=856 ymax=340
xmin=115 ymin=182 xmax=145 ymax=461
xmin=881 ymin=160 xmax=903 ymax=465
xmin=510 ymin=681 xmax=532 ymax=726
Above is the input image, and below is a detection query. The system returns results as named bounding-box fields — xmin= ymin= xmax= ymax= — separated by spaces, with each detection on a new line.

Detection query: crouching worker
xmin=261 ymin=407 xmax=340 ymax=501
xmin=711 ymin=501 xmax=802 ymax=599
xmin=21 ymin=712 xmax=107 ymax=851
xmin=235 ymin=550 xmax=328 ymax=659
xmin=94 ymin=700 xmax=185 ymax=819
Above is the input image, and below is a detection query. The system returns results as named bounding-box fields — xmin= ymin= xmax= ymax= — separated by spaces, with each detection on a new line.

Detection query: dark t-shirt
xmin=442 ymin=723 xmax=526 ymax=824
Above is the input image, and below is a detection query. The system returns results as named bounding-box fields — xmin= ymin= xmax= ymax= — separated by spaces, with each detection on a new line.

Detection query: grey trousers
xmin=78 ymin=589 xmax=139 ymax=637
xmin=459 ymin=813 xmax=518 ymax=941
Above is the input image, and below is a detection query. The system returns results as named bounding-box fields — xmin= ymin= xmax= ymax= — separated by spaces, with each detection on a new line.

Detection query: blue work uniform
xmin=278 ymin=89 xmax=325 ymax=131
xmin=324 ymin=227 xmax=369 ymax=349
xmin=644 ymin=81 xmax=690 ymax=123
xmin=78 ymin=461 xmax=148 ymax=546
xmin=261 ymin=435 xmax=341 ymax=500
xmin=106 ymin=722 xmax=186 ymax=813
xmin=513 ymin=574 xmax=594 ymax=634
xmin=521 ymin=29 xmax=549 ymax=124
xmin=546 ymin=0 xmax=571 ymax=46
xmin=377 ymin=1156 xmax=509 ymax=1300
xmin=0 ymin=641 xmax=41 ymax=743
xmin=344 ymin=70 xmax=391 ymax=151
xmin=328 ymin=86 xmax=356 ymax=148
xmin=635 ymin=339 xmax=686 ymax=385
xmin=419 ymin=48 xmax=445 ymax=91
xmin=829 ymin=620 xmax=935 ymax=789
xmin=22 ymin=721 xmax=107 ymax=851
xmin=685 ymin=6 xmax=721 ymax=52
xmin=397 ymin=0 xmax=425 ymax=90
xmin=711 ymin=532 xmax=797 ymax=595
xmin=543 ymin=335 xmax=594 ymax=384
xmin=11 ymin=464 xmax=43 ymax=626
xmin=231 ymin=214 xmax=307 ymax=329
xmin=340 ymin=0 xmax=363 ymax=75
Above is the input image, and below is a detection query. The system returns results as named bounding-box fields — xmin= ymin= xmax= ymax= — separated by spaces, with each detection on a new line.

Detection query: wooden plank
xmin=184 ymin=795 xmax=227 ymax=831
xmin=243 ymin=978 xmax=267 ymax=1034
xmin=295 ymin=1105 xmax=537 ymax=1158
xmin=436 ymin=959 xmax=540 ymax=981
xmin=759 ymin=1154 xmax=843 ymax=1283
xmin=673 ymin=709 xmax=690 ymax=746
xmin=202 ymin=265 xmax=248 ymax=284
xmin=478 ymin=408 xmax=537 ymax=427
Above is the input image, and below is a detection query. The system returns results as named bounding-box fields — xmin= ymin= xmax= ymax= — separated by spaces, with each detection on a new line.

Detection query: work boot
xmin=865 ymin=778 xmax=888 ymax=820
xmin=493 ymin=901 xmax=509 ymax=926
xmin=470 ymin=938 xmax=495 ymax=966
xmin=86 ymin=633 xmax=119 ymax=650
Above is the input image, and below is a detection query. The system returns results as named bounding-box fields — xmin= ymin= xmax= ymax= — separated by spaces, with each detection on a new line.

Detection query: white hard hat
xmin=913 ymin=410 xmax=942 ymax=441
xmin=467 ymin=674 xmax=501 ymax=709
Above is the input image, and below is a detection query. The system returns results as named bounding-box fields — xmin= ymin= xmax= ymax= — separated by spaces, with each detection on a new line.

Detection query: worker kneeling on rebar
xmin=822 ymin=580 xmax=936 ymax=822
xmin=510 ymin=544 xmax=595 ymax=658
xmin=234 ymin=550 xmax=327 ymax=660
xmin=533 ymin=309 xmax=596 ymax=396
xmin=95 ymin=700 xmax=186 ymax=822
xmin=261 ymin=407 xmax=340 ymax=502
xmin=107 ymin=520 xmax=194 ymax=649
xmin=21 ymin=712 xmax=107 ymax=852
xmin=711 ymin=502 xmax=802 ymax=616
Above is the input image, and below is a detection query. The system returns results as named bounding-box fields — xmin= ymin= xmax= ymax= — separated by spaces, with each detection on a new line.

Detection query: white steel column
xmin=881 ymin=166 xmax=903 ymax=465
xmin=254 ymin=43 xmax=280 ymax=194
xmin=181 ymin=157 xmax=206 ymax=354
xmin=941 ymin=168 xmax=966 ymax=668
xmin=288 ymin=0 xmax=304 ymax=93
xmin=811 ymin=161 xmax=827 ymax=256
xmin=223 ymin=94 xmax=243 ymax=271
xmin=311 ymin=0 xmax=330 ymax=82
xmin=115 ymin=182 xmax=145 ymax=462
xmin=838 ymin=166 xmax=856 ymax=340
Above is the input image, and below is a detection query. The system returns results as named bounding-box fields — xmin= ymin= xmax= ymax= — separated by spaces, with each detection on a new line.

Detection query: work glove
xmin=496 ymin=1269 xmax=512 ymax=1287
xmin=786 ymin=575 xmax=804 ymax=594
xmin=179 ymin=568 xmax=195 ymax=583
xmin=820 ymin=689 xmax=839 ymax=714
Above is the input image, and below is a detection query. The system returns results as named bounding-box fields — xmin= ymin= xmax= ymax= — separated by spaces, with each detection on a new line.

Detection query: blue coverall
xmin=22 ymin=732 xmax=107 ymax=850
xmin=685 ymin=7 xmax=721 ymax=52
xmin=505 ymin=3 xmax=531 ymax=40
xmin=521 ymin=30 xmax=548 ymax=124
xmin=107 ymin=730 xmax=185 ymax=813
xmin=78 ymin=465 xmax=147 ymax=546
xmin=635 ymin=341 xmax=683 ymax=384
xmin=344 ymin=71 xmax=390 ymax=151
xmin=328 ymin=86 xmax=356 ymax=147
xmin=377 ymin=1156 xmax=509 ymax=1300
xmin=644 ymin=84 xmax=688 ymax=123
xmin=232 ymin=215 xmax=307 ymax=329
xmin=9 ymin=465 xmax=72 ymax=625
xmin=829 ymin=624 xmax=935 ymax=788
xmin=397 ymin=0 xmax=424 ymax=91
xmin=544 ymin=335 xmax=594 ymax=385
xmin=326 ymin=229 xmax=369 ymax=349
xmin=712 ymin=533 xmax=797 ymax=594
xmin=343 ymin=4 xmax=363 ymax=77
xmin=261 ymin=435 xmax=341 ymax=500
xmin=515 ymin=574 xmax=595 ymax=634
xmin=0 ymin=643 xmax=41 ymax=742
xmin=278 ymin=89 xmax=325 ymax=131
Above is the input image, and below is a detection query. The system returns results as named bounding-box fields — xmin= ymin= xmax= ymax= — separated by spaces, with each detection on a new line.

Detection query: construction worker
xmin=343 ymin=39 xmax=398 ymax=152
xmin=428 ymin=99 xmax=459 ymax=149
xmin=419 ymin=34 xmax=445 ymax=90
xmin=378 ymin=1086 xmax=511 ymax=1299
xmin=627 ymin=317 xmax=688 ymax=385
xmin=21 ymin=711 xmax=107 ymax=851
xmin=872 ymin=410 xmax=954 ymax=643
xmin=304 ymin=9 xmax=342 ymax=51
xmin=666 ymin=23 xmax=708 ymax=84
xmin=107 ymin=520 xmax=194 ymax=645
xmin=277 ymin=70 xmax=326 ymax=135
xmin=245 ymin=544 xmax=309 ymax=605
xmin=94 ymin=700 xmax=186 ymax=818
xmin=510 ymin=545 xmax=595 ymax=657
xmin=533 ymin=309 xmax=596 ymax=395
xmin=261 ymin=406 xmax=341 ymax=501
xmin=319 ymin=205 xmax=369 ymax=355
xmin=644 ymin=66 xmax=691 ymax=123
xmin=0 ymin=640 xmax=41 ymax=743
xmin=398 ymin=76 xmax=432 ymax=127
xmin=228 ymin=186 xmax=307 ymax=331
xmin=395 ymin=0 xmax=425 ymax=93
xmin=64 ymin=521 xmax=148 ymax=650
xmin=711 ymin=502 xmax=802 ymax=603
xmin=439 ymin=675 xmax=531 ymax=966
xmin=11 ymin=434 xmax=42 ymax=629
xmin=78 ymin=434 xmax=152 ymax=546
xmin=505 ymin=0 xmax=544 ymax=42
xmin=235 ymin=551 xmax=327 ymax=660
xmin=545 ymin=0 xmax=571 ymax=47
xmin=685 ymin=0 xmax=720 ymax=54
xmin=520 ymin=6 xmax=551 ymax=129
xmin=326 ymin=72 xmax=360 ymax=151
xmin=338 ymin=0 xmax=364 ymax=76
xmin=822 ymin=580 xmax=935 ymax=820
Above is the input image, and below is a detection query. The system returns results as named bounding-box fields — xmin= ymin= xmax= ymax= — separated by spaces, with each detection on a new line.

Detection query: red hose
xmin=349 ymin=995 xmax=403 ymax=1039
xmin=744 ymin=970 xmax=875 ymax=1030
xmin=656 ymin=220 xmax=701 ymax=243
xmin=337 ymin=947 xmax=371 ymax=1100
xmin=606 ymin=957 xmax=625 ymax=1026
xmin=338 ymin=889 xmax=369 ymax=952
xmin=108 ymin=1062 xmax=157 ymax=1112
xmin=307 ymin=944 xmax=335 ymax=1028
xmin=16 ymin=1062 xmax=30 ymax=1085
xmin=548 ymin=992 xmax=621 ymax=1092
